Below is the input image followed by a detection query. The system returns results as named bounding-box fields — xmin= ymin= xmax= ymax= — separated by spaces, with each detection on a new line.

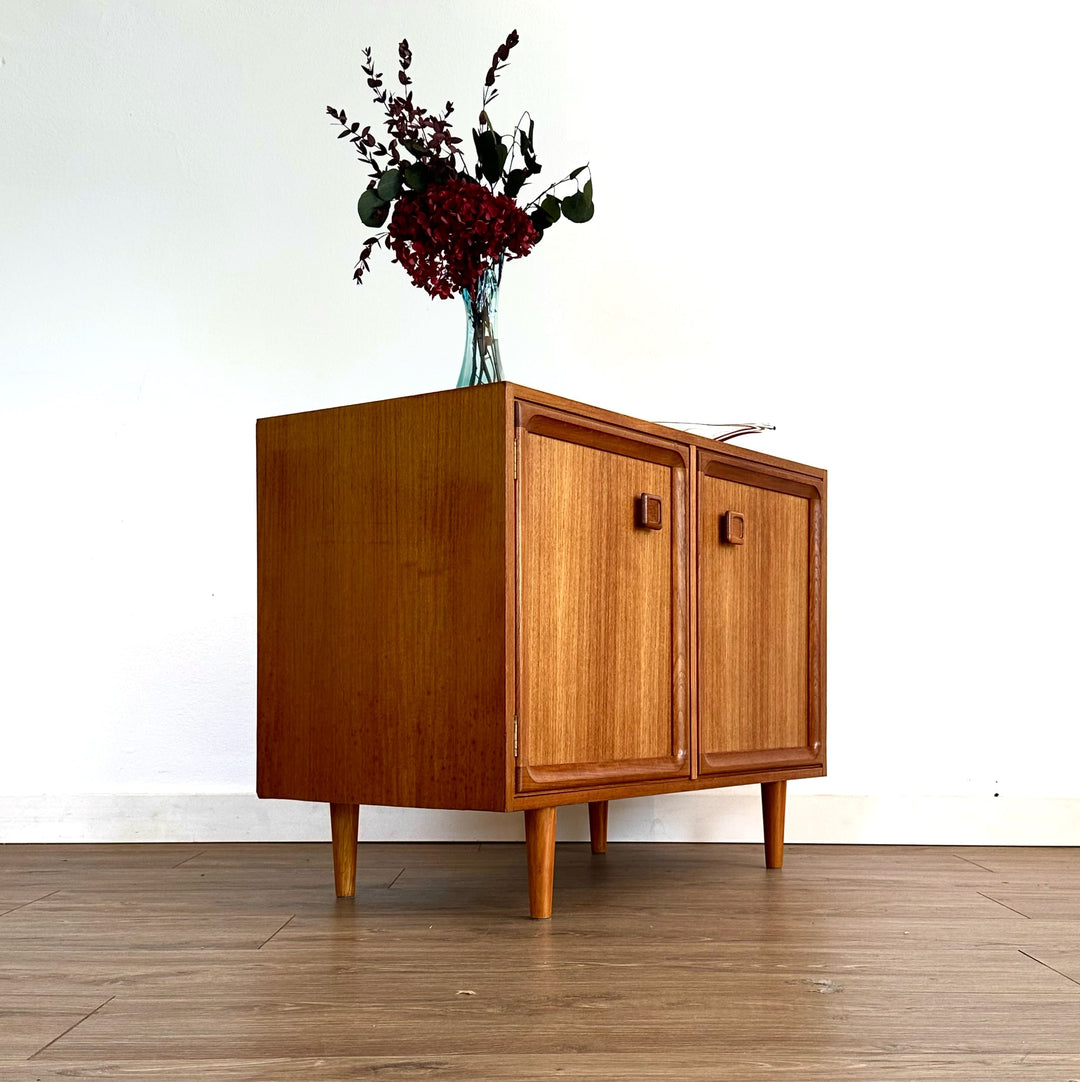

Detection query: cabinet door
xmin=515 ymin=404 xmax=690 ymax=793
xmin=697 ymin=454 xmax=825 ymax=776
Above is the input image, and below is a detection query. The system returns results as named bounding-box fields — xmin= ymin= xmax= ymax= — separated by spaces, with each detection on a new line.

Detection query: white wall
xmin=2 ymin=1 xmax=1078 ymax=844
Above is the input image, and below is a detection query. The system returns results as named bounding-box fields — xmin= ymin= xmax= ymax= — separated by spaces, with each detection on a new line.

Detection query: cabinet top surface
xmin=257 ymin=381 xmax=825 ymax=481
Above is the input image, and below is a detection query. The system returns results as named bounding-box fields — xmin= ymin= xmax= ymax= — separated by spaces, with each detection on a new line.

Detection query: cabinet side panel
xmin=257 ymin=386 xmax=508 ymax=811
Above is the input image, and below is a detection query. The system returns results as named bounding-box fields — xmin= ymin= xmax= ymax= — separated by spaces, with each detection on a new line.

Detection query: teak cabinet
xmin=257 ymin=383 xmax=826 ymax=917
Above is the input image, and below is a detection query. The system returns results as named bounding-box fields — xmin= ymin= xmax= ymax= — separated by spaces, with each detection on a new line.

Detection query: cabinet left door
xmin=514 ymin=403 xmax=690 ymax=794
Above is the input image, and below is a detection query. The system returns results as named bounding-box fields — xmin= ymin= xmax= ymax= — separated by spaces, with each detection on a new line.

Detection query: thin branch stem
xmin=523 ymin=163 xmax=591 ymax=211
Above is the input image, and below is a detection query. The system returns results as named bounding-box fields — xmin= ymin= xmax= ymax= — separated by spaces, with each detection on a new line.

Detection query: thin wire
xmin=658 ymin=422 xmax=776 ymax=443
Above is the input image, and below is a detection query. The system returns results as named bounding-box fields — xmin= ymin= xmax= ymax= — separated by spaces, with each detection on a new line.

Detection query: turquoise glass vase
xmin=456 ymin=262 xmax=504 ymax=387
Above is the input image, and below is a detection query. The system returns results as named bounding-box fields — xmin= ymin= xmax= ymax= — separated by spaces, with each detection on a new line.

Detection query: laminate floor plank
xmin=0 ymin=845 xmax=210 ymax=896
xmin=264 ymin=918 xmax=1080 ymax=953
xmin=0 ymin=889 xmax=61 ymax=914
xmin=0 ymin=843 xmax=403 ymax=895
xmin=0 ymin=995 xmax=111 ymax=1062
xmin=12 ymin=1051 xmax=1080 ymax=1082
xmin=387 ymin=873 xmax=1021 ymax=922
xmin=28 ymin=990 xmax=1080 ymax=1061
xmin=0 ymin=944 xmax=1068 ymax=999
xmin=0 ymin=844 xmax=206 ymax=870
xmin=261 ymin=900 xmax=1080 ymax=954
xmin=0 ymin=948 xmax=1069 ymax=1003
xmin=0 ymin=901 xmax=294 ymax=952
xmin=12 ymin=885 xmax=394 ymax=913
xmin=976 ymin=889 xmax=1080 ymax=920
xmin=945 ymin=846 xmax=1080 ymax=873
xmin=1016 ymin=948 xmax=1080 ymax=987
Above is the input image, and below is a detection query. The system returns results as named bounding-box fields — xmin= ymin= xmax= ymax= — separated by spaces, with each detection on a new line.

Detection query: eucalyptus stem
xmin=524 ymin=163 xmax=591 ymax=211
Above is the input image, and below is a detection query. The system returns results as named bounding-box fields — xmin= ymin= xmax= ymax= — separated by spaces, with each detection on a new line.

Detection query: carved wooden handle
xmin=722 ymin=510 xmax=745 ymax=544
xmin=637 ymin=493 xmax=663 ymax=530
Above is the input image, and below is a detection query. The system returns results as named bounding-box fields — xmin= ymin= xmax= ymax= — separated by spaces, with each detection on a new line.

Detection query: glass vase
xmin=456 ymin=262 xmax=504 ymax=387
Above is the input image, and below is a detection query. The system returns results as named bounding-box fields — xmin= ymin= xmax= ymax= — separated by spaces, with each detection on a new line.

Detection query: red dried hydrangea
xmin=387 ymin=178 xmax=539 ymax=299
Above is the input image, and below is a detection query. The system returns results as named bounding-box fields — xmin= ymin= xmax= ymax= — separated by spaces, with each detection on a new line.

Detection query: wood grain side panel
xmin=256 ymin=385 xmax=509 ymax=811
xmin=697 ymin=475 xmax=810 ymax=760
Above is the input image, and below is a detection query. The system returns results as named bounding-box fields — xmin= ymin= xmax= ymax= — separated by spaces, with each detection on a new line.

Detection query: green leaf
xmin=561 ymin=189 xmax=594 ymax=223
xmin=358 ymin=188 xmax=389 ymax=227
xmin=402 ymin=162 xmax=429 ymax=191
xmin=528 ymin=197 xmax=561 ymax=235
xmin=376 ymin=168 xmax=402 ymax=201
xmin=568 ymin=165 xmax=587 ymax=180
xmin=529 ymin=208 xmax=551 ymax=234
xmin=473 ymin=128 xmax=505 ymax=184
xmin=504 ymin=168 xmax=529 ymax=200
xmin=519 ymin=121 xmax=540 ymax=172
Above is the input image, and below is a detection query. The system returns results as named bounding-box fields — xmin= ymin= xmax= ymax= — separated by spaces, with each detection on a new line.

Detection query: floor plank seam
xmin=26 ymin=996 xmax=115 ymax=1061
xmin=952 ymin=853 xmax=998 ymax=873
xmin=256 ymin=915 xmax=296 ymax=949
xmin=170 ymin=850 xmax=207 ymax=869
xmin=0 ymin=889 xmax=61 ymax=918
xmin=977 ymin=891 xmax=1031 ymax=918
xmin=1018 ymin=949 xmax=1080 ymax=989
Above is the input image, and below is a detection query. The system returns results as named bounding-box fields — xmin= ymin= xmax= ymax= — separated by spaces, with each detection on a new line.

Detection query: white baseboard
xmin=0 ymin=792 xmax=1076 ymax=845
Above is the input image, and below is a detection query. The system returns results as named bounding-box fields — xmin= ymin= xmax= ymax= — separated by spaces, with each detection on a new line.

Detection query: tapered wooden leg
xmin=588 ymin=800 xmax=608 ymax=854
xmin=761 ymin=781 xmax=786 ymax=869
xmin=330 ymin=802 xmax=359 ymax=897
xmin=524 ymin=806 xmax=557 ymax=919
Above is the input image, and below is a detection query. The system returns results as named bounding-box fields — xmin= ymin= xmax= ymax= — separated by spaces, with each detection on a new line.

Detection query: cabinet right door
xmin=696 ymin=452 xmax=825 ymax=776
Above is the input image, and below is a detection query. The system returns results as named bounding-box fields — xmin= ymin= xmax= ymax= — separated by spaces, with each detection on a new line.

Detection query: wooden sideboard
xmin=257 ymin=383 xmax=826 ymax=917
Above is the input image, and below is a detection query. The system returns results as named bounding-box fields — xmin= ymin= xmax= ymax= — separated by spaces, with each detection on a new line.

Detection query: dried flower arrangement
xmin=326 ymin=30 xmax=593 ymax=298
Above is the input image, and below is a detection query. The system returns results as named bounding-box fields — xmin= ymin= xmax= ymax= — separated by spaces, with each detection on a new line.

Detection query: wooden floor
xmin=1 ymin=842 xmax=1079 ymax=1080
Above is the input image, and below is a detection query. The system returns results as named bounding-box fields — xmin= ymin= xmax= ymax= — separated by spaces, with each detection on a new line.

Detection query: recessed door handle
xmin=721 ymin=510 xmax=745 ymax=544
xmin=637 ymin=493 xmax=663 ymax=530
